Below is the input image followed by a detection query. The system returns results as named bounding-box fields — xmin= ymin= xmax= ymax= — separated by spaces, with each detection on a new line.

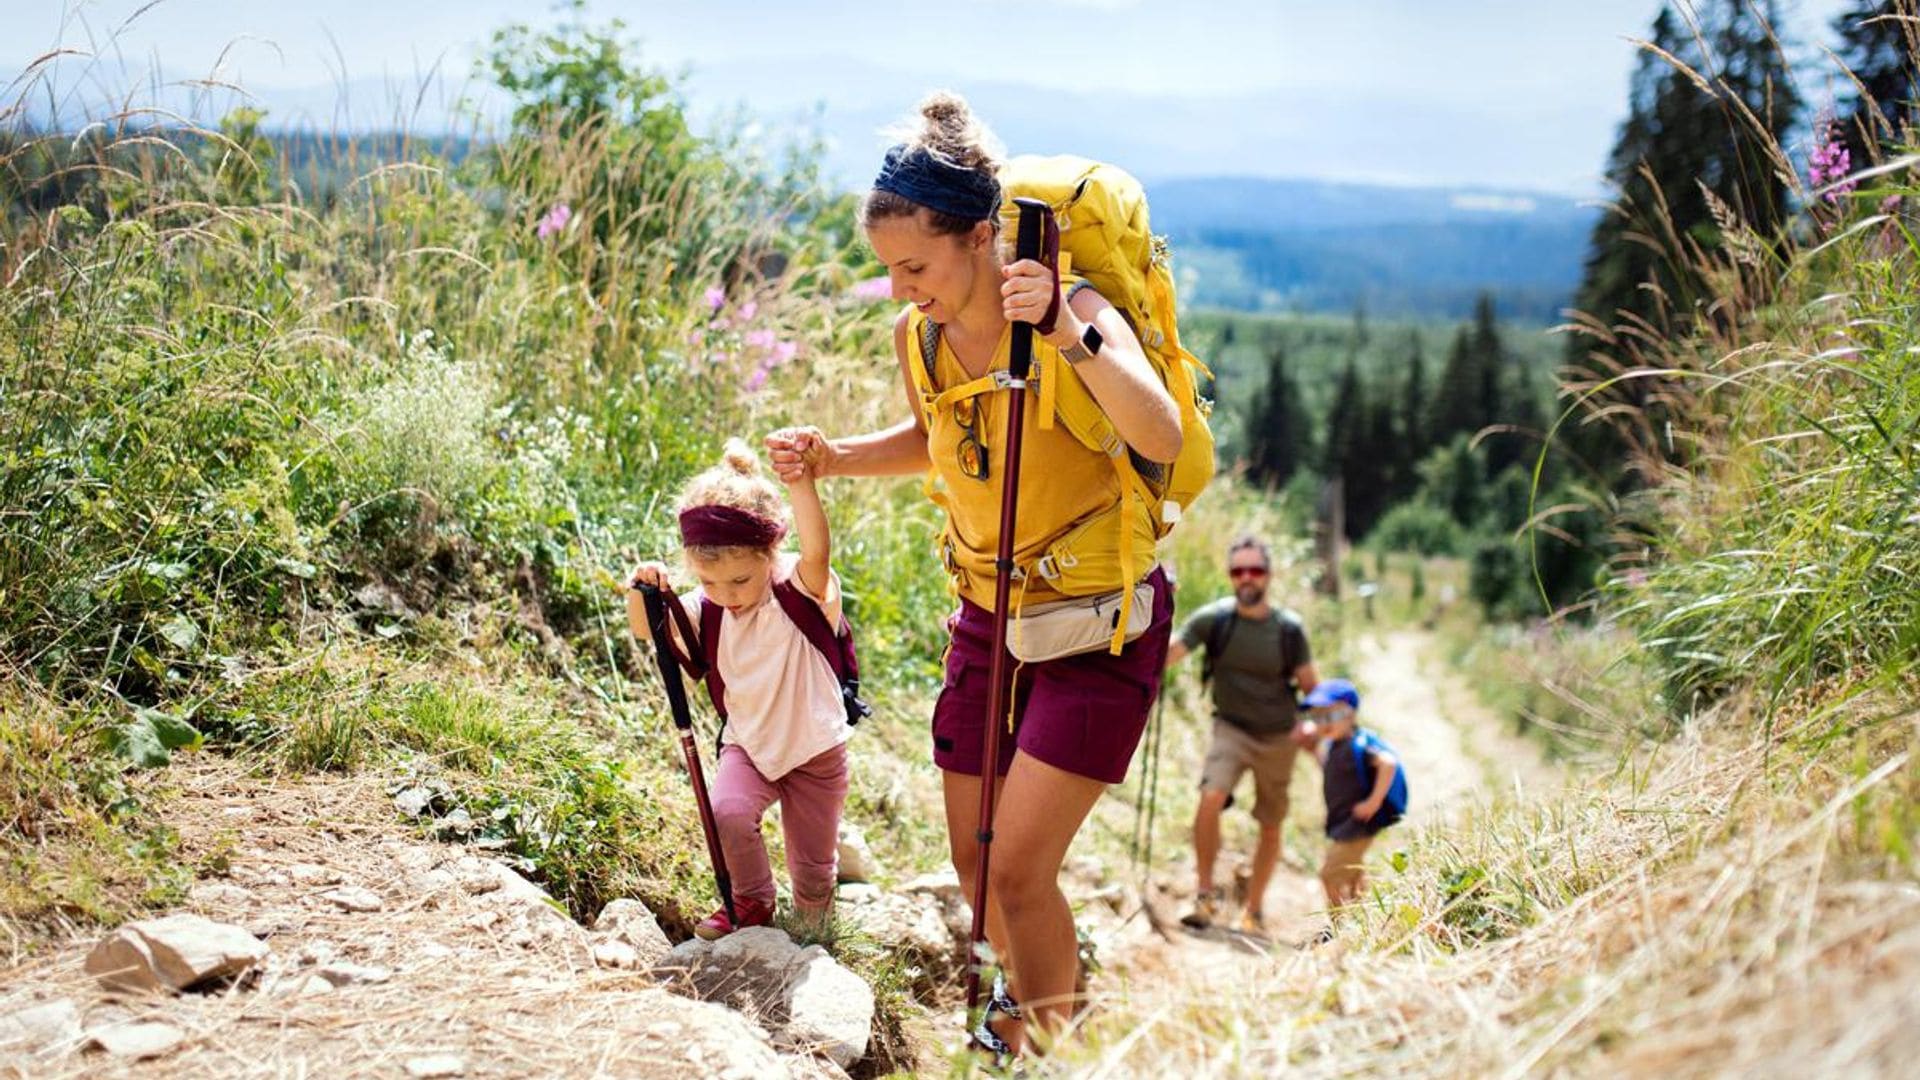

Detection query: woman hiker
xmin=766 ymin=91 xmax=1181 ymax=1056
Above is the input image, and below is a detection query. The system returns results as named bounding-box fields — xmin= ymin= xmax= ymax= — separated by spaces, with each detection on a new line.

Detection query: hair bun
xmin=720 ymin=437 xmax=762 ymax=477
xmin=913 ymin=90 xmax=1000 ymax=174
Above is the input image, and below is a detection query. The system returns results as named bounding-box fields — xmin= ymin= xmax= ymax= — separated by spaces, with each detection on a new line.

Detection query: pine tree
xmin=1321 ymin=355 xmax=1363 ymax=481
xmin=1398 ymin=332 xmax=1428 ymax=499
xmin=1427 ymin=325 xmax=1481 ymax=448
xmin=1247 ymin=345 xmax=1307 ymax=488
xmin=1567 ymin=1 xmax=1802 ymax=475
xmin=1834 ymin=1 xmax=1919 ymax=159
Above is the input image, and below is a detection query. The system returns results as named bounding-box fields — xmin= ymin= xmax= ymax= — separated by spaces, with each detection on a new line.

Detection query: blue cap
xmin=1302 ymin=678 xmax=1359 ymax=710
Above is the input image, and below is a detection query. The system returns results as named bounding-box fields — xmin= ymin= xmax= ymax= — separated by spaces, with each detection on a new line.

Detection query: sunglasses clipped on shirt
xmin=953 ymin=394 xmax=989 ymax=481
xmin=1228 ymin=566 xmax=1270 ymax=581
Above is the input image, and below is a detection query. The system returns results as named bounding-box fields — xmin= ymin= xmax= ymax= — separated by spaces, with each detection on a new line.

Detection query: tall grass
xmin=0 ymin=14 xmax=941 ymax=951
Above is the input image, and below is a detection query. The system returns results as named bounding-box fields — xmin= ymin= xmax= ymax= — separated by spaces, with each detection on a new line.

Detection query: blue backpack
xmin=1352 ymin=729 xmax=1410 ymax=818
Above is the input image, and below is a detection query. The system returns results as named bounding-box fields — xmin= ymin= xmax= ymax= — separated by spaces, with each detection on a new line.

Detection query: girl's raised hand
xmin=765 ymin=426 xmax=829 ymax=483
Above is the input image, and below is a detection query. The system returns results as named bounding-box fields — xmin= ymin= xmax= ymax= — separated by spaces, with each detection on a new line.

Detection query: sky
xmin=4 ymin=1 xmax=1860 ymax=195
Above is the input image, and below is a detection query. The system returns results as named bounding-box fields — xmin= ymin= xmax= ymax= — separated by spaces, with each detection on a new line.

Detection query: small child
xmin=625 ymin=438 xmax=849 ymax=939
xmin=1294 ymin=678 xmax=1405 ymax=909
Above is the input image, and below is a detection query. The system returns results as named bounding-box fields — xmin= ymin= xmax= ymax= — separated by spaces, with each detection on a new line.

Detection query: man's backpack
xmin=1200 ymin=604 xmax=1306 ymax=688
xmin=669 ymin=581 xmax=871 ymax=727
xmin=906 ymin=155 xmax=1216 ymax=653
xmin=1352 ymin=729 xmax=1411 ymax=819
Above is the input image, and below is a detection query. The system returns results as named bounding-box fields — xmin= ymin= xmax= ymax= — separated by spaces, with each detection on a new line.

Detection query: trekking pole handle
xmin=1008 ymin=197 xmax=1049 ymax=382
xmin=639 ymin=585 xmax=697 ymax=734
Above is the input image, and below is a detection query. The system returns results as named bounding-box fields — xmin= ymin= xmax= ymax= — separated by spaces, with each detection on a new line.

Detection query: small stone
xmin=319 ymin=886 xmax=383 ymax=913
xmin=591 ymin=941 xmax=640 ymax=970
xmin=591 ymin=899 xmax=671 ymax=966
xmin=0 ymin=998 xmax=81 ymax=1055
xmin=85 ymin=914 xmax=269 ymax=993
xmin=404 ymin=1054 xmax=466 ymax=1077
xmin=280 ymin=974 xmax=334 ymax=997
xmin=315 ymin=963 xmax=392 ymax=986
xmin=393 ymin=786 xmax=435 ymax=818
xmin=289 ymin=864 xmax=342 ymax=886
xmin=835 ymin=822 xmax=878 ymax=883
xmin=435 ymin=807 xmax=475 ymax=837
xmin=834 ymin=883 xmax=882 ymax=905
xmin=88 ymin=1020 xmax=184 ymax=1059
xmin=188 ymin=882 xmax=255 ymax=907
xmin=418 ymin=943 xmax=454 ymax=960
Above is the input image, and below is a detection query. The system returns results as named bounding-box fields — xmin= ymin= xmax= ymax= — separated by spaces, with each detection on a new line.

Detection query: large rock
xmin=592 ymin=898 xmax=672 ymax=967
xmin=835 ymin=822 xmax=877 ymax=884
xmin=625 ymin=988 xmax=792 ymax=1079
xmin=838 ymin=889 xmax=956 ymax=975
xmin=653 ymin=927 xmax=874 ymax=1070
xmin=84 ymin=914 xmax=269 ymax=994
xmin=781 ymin=948 xmax=874 ymax=1070
xmin=900 ymin=870 xmax=972 ymax=947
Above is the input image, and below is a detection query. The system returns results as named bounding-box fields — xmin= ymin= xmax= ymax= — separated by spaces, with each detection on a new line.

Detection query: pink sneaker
xmin=693 ymin=896 xmax=774 ymax=940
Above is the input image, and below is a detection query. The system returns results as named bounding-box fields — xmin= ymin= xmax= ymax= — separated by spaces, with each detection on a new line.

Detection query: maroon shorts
xmin=931 ymin=566 xmax=1173 ymax=785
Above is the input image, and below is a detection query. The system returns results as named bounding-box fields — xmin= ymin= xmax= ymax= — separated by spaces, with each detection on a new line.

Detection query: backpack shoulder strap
xmin=907 ymin=312 xmax=941 ymax=429
xmin=771 ymin=579 xmax=847 ymax=682
xmin=1201 ymin=601 xmax=1237 ymax=682
xmin=697 ymin=598 xmax=728 ymax=719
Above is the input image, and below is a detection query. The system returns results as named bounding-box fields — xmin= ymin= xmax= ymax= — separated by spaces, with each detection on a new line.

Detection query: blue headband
xmin=873 ymin=143 xmax=1001 ymax=222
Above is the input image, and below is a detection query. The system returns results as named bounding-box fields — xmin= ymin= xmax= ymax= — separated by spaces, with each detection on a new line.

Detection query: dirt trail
xmin=1082 ymin=626 xmax=1558 ymax=999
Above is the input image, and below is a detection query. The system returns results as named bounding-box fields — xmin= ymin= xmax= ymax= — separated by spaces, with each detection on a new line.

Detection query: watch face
xmin=1083 ymin=324 xmax=1104 ymax=353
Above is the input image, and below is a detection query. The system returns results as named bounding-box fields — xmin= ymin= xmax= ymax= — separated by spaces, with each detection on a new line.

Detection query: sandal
xmin=970 ymin=969 xmax=1022 ymax=1063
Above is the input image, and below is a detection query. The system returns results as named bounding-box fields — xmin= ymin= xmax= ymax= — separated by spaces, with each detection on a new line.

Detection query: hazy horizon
xmin=7 ymin=1 xmax=1857 ymax=197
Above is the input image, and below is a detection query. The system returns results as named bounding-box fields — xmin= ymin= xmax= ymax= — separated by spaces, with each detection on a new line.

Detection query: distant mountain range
xmin=1147 ymin=176 xmax=1600 ymax=323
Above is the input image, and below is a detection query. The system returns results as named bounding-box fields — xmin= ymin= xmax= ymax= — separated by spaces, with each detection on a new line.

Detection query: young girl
xmin=625 ymin=439 xmax=849 ymax=939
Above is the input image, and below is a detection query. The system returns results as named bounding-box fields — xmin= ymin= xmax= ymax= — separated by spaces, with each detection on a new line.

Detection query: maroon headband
xmin=679 ymin=504 xmax=786 ymax=549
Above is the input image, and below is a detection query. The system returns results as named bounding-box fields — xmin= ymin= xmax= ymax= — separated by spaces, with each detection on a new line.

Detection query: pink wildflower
xmin=850 ymin=275 xmax=892 ymax=301
xmin=770 ymin=341 xmax=798 ymax=367
xmin=705 ymin=286 xmax=727 ymax=313
xmin=1808 ymin=117 xmax=1856 ymax=204
xmin=744 ymin=328 xmax=777 ymax=351
xmin=745 ymin=365 xmax=770 ymax=393
xmin=737 ymin=300 xmax=758 ymax=322
xmin=536 ymin=202 xmax=572 ymax=239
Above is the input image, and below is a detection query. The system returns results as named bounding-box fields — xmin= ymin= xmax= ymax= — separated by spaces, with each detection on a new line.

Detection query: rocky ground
xmin=0 ymin=760 xmax=960 ymax=1078
xmin=0 ymin=628 xmax=1538 ymax=1077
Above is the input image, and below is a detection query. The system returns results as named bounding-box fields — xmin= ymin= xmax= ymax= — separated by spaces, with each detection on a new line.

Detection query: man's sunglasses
xmin=1229 ymin=566 xmax=1269 ymax=580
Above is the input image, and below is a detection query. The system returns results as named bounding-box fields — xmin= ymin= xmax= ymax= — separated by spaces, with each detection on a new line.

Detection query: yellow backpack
xmin=907 ymin=155 xmax=1217 ymax=652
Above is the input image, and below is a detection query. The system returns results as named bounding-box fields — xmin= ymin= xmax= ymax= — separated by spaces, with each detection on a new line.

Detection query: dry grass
xmin=1044 ymin=688 xmax=1920 ymax=1078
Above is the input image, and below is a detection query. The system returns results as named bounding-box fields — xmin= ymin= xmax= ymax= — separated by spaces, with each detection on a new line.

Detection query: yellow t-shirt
xmin=920 ymin=321 xmax=1127 ymax=610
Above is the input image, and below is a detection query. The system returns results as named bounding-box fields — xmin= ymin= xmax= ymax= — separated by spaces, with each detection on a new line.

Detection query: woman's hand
xmin=1000 ymin=259 xmax=1076 ymax=349
xmin=626 ymin=560 xmax=673 ymax=592
xmin=766 ymin=426 xmax=833 ymax=483
xmin=1352 ymin=796 xmax=1382 ymax=822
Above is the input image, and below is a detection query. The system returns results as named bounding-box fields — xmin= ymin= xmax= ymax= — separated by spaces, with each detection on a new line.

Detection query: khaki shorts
xmin=1198 ymin=719 xmax=1299 ymax=826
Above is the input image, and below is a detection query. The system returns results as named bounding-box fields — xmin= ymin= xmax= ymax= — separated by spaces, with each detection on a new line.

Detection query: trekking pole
xmin=640 ymin=584 xmax=736 ymax=928
xmin=964 ymin=196 xmax=1050 ymax=1016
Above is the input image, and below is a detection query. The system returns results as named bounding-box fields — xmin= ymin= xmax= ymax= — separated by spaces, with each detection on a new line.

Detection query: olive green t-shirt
xmin=1177 ymin=599 xmax=1312 ymax=736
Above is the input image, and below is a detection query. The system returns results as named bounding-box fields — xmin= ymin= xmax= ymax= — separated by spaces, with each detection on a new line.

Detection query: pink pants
xmin=709 ymin=742 xmax=849 ymax=910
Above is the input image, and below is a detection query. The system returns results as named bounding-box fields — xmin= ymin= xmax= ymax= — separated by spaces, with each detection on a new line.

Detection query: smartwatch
xmin=1059 ymin=323 xmax=1104 ymax=365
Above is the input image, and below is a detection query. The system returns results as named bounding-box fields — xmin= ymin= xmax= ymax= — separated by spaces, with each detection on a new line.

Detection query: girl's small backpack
xmin=692 ymin=582 xmax=870 ymax=726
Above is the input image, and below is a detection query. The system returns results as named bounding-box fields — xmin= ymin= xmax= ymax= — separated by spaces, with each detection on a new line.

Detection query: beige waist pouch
xmin=1006 ymin=579 xmax=1155 ymax=663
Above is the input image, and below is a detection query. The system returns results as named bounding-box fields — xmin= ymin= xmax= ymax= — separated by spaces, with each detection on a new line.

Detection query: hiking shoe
xmin=693 ymin=896 xmax=774 ymax=940
xmin=1237 ymin=908 xmax=1265 ymax=934
xmin=1179 ymin=888 xmax=1224 ymax=930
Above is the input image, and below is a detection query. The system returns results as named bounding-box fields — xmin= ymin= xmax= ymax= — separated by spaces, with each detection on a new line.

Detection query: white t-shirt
xmin=677 ymin=553 xmax=849 ymax=781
